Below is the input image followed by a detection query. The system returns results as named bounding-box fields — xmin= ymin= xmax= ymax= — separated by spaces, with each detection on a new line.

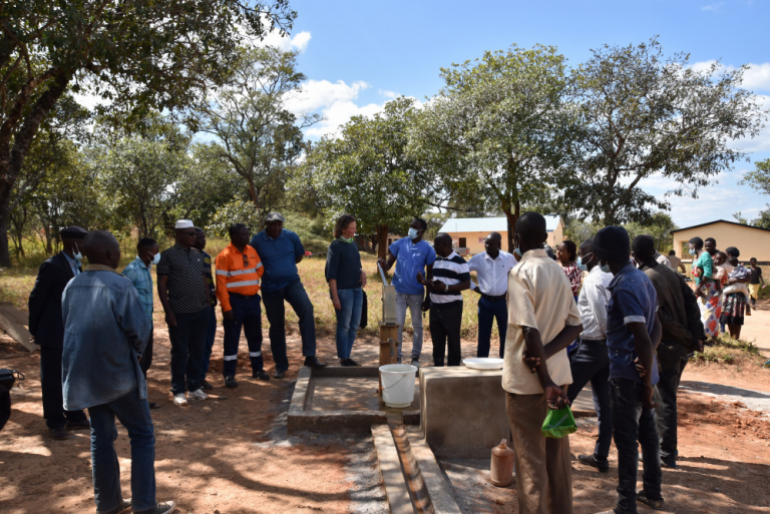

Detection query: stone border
xmin=287 ymin=366 xmax=420 ymax=433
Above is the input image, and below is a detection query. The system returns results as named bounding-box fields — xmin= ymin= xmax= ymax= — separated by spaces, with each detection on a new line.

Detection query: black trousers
xmin=430 ymin=302 xmax=463 ymax=366
xmin=654 ymin=342 xmax=689 ymax=462
xmin=138 ymin=329 xmax=154 ymax=377
xmin=40 ymin=345 xmax=87 ymax=429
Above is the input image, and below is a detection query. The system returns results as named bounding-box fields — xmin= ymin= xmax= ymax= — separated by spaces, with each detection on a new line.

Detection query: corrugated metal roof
xmin=439 ymin=216 xmax=561 ymax=233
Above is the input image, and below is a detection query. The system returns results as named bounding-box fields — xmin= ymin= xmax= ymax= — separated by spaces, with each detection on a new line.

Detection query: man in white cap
xmin=157 ymin=220 xmax=212 ymax=406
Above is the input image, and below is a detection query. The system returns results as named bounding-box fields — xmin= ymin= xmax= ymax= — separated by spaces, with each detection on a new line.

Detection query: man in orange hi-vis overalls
xmin=215 ymin=223 xmax=267 ymax=388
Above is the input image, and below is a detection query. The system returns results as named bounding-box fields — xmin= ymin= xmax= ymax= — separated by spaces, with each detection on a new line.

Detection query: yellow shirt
xmin=503 ymin=249 xmax=581 ymax=395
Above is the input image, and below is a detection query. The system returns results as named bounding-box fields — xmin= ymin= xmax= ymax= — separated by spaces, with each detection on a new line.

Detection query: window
xmin=459 ymin=237 xmax=467 ymax=248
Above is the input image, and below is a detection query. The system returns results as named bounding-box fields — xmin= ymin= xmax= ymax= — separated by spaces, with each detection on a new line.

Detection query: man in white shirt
xmin=468 ymin=232 xmax=517 ymax=358
xmin=567 ymin=238 xmax=614 ymax=473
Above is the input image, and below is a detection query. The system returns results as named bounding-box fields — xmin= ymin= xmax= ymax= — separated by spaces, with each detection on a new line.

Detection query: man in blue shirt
xmin=377 ymin=218 xmax=436 ymax=366
xmin=593 ymin=226 xmax=664 ymax=514
xmin=251 ymin=212 xmax=326 ymax=378
xmin=122 ymin=237 xmax=161 ymax=408
xmin=62 ymin=230 xmax=174 ymax=514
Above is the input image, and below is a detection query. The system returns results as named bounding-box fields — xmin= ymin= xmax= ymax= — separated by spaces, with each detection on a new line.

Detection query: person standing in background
xmin=556 ymin=240 xmax=582 ymax=299
xmin=326 ymin=214 xmax=367 ymax=366
xmin=748 ymin=257 xmax=765 ymax=309
xmin=27 ymin=225 xmax=90 ymax=440
xmin=216 ymin=223 xmax=268 ymax=387
xmin=568 ymin=238 xmax=614 ymax=473
xmin=122 ymin=237 xmax=161 ymax=409
xmin=689 ymin=236 xmax=722 ymax=340
xmin=420 ymin=233 xmax=470 ymax=367
xmin=157 ymin=220 xmax=211 ymax=406
xmin=251 ymin=212 xmax=327 ymax=378
xmin=667 ymin=250 xmax=686 ymax=274
xmin=377 ymin=218 xmax=437 ymax=367
xmin=468 ymin=232 xmax=517 ymax=358
xmin=195 ymin=227 xmax=217 ymax=390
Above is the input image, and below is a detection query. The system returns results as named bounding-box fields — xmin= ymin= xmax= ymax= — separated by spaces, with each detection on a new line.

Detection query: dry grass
xmin=0 ymin=240 xmax=491 ymax=342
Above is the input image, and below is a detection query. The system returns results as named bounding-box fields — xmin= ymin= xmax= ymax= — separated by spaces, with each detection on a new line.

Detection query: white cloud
xmin=379 ymin=89 xmax=398 ymax=99
xmin=285 ymin=79 xmax=370 ymax=114
xmin=689 ymin=60 xmax=770 ymax=91
xmin=257 ymin=29 xmax=311 ymax=53
xmin=701 ymin=2 xmax=724 ymax=12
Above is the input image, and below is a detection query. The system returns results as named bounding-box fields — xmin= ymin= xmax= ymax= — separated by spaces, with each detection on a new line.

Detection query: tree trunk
xmin=502 ymin=201 xmax=521 ymax=253
xmin=376 ymin=224 xmax=389 ymax=259
xmin=0 ymin=74 xmax=69 ymax=266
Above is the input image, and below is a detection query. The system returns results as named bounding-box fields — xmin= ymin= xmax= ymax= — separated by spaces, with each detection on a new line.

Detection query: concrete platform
xmin=419 ymin=367 xmax=509 ymax=459
xmin=287 ymin=366 xmax=420 ymax=433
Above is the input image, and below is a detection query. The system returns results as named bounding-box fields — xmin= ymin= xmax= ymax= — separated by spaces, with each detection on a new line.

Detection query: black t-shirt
xmin=750 ymin=266 xmax=763 ymax=284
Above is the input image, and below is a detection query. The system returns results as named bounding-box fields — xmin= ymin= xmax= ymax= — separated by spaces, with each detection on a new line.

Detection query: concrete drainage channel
xmin=372 ymin=423 xmax=462 ymax=514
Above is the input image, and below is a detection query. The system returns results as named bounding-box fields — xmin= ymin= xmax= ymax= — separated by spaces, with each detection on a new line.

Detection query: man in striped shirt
xmin=419 ymin=233 xmax=470 ymax=367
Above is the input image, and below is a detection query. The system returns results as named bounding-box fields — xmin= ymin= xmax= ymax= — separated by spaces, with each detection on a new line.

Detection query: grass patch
xmin=690 ymin=334 xmax=765 ymax=367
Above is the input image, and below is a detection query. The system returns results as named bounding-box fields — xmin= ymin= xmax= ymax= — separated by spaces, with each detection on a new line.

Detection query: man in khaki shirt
xmin=504 ymin=212 xmax=583 ymax=514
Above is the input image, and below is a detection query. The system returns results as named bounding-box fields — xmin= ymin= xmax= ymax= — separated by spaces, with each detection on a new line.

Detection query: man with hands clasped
xmin=592 ymin=226 xmax=664 ymax=514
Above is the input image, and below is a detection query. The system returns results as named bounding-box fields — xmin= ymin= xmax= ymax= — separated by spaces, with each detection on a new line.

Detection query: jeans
xmin=611 ymin=378 xmax=662 ymax=514
xmin=430 ymin=302 xmax=463 ymax=366
xmin=396 ymin=293 xmax=424 ymax=361
xmin=40 ymin=345 xmax=87 ymax=429
xmin=654 ymin=342 xmax=689 ymax=463
xmin=87 ymin=388 xmax=155 ymax=513
xmin=138 ymin=329 xmax=154 ymax=377
xmin=199 ymin=306 xmax=217 ymax=382
xmin=477 ymin=296 xmax=507 ymax=358
xmin=335 ymin=288 xmax=363 ymax=359
xmin=168 ymin=308 xmax=209 ymax=395
xmin=222 ymin=294 xmax=264 ymax=376
xmin=262 ymin=280 xmax=317 ymax=372
xmin=567 ymin=339 xmax=612 ymax=461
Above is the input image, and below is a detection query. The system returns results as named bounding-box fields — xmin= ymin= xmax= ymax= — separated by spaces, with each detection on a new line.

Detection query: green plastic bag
xmin=541 ymin=405 xmax=577 ymax=439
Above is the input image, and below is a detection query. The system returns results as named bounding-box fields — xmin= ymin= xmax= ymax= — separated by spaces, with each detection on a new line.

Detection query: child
xmin=749 ymin=258 xmax=765 ymax=309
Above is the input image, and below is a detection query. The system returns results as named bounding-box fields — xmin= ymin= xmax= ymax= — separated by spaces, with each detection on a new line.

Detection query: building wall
xmin=448 ymin=228 xmax=564 ymax=256
xmin=672 ymin=222 xmax=770 ymax=262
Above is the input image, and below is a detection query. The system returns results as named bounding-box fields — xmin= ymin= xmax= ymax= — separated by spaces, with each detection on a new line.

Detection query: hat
xmin=265 ymin=212 xmax=285 ymax=223
xmin=175 ymin=220 xmax=194 ymax=230
xmin=60 ymin=226 xmax=88 ymax=240
xmin=593 ymin=226 xmax=631 ymax=264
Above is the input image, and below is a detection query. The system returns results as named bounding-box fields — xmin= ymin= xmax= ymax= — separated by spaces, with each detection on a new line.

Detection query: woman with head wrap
xmin=688 ymin=236 xmax=721 ymax=339
xmin=720 ymin=247 xmax=751 ymax=339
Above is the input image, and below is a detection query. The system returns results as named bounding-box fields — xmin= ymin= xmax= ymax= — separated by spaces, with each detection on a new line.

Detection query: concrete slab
xmin=372 ymin=425 xmax=415 ymax=514
xmin=419 ymin=367 xmax=509 ymax=459
xmin=287 ymin=366 xmax=420 ymax=434
xmin=406 ymin=427 xmax=463 ymax=514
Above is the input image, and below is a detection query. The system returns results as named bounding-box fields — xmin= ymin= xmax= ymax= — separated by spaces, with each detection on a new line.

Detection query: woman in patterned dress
xmin=688 ymin=236 xmax=722 ymax=339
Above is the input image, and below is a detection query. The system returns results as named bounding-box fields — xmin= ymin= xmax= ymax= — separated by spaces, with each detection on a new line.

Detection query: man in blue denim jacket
xmin=62 ymin=230 xmax=175 ymax=514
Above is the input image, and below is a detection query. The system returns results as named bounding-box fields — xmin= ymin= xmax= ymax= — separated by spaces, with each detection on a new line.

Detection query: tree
xmin=737 ymin=158 xmax=770 ymax=229
xmin=0 ymin=0 xmax=297 ymax=266
xmin=184 ymin=46 xmax=317 ymax=223
xmin=298 ymin=97 xmax=436 ymax=258
xmin=411 ymin=44 xmax=571 ymax=252
xmin=563 ymin=38 xmax=767 ymax=226
xmin=624 ymin=212 xmax=678 ymax=254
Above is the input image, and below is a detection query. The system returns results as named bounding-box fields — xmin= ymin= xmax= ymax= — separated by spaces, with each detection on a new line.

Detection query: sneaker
xmin=340 ymin=358 xmax=354 ymax=367
xmin=134 ymin=501 xmax=176 ymax=514
xmin=98 ymin=498 xmax=131 ymax=514
xmin=173 ymin=393 xmax=188 ymax=406
xmin=578 ymin=454 xmax=609 ymax=473
xmin=48 ymin=426 xmax=69 ymax=440
xmin=149 ymin=402 xmax=160 ymax=410
xmin=347 ymin=358 xmax=361 ymax=367
xmin=188 ymin=388 xmax=208 ymax=401
xmin=303 ymin=356 xmax=327 ymax=369
xmin=224 ymin=375 xmax=238 ymax=389
xmin=410 ymin=359 xmax=420 ymax=370
xmin=252 ymin=370 xmax=270 ymax=381
xmin=273 ymin=370 xmax=286 ymax=379
xmin=661 ymin=456 xmax=677 ymax=469
xmin=636 ymin=490 xmax=665 ymax=511
xmin=65 ymin=419 xmax=91 ymax=431
xmin=200 ymin=379 xmax=214 ymax=390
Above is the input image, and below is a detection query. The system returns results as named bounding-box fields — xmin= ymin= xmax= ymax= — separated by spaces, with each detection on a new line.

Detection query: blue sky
xmin=267 ymin=0 xmax=770 ymax=228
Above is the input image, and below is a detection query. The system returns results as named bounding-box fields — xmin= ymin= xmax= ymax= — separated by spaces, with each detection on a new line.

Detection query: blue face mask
xmin=599 ymin=262 xmax=611 ymax=273
xmin=576 ymin=257 xmax=587 ymax=272
xmin=151 ymin=252 xmax=161 ymax=265
xmin=513 ymin=247 xmax=522 ymax=258
xmin=688 ymin=248 xmax=697 ymax=256
xmin=408 ymin=228 xmax=419 ymax=240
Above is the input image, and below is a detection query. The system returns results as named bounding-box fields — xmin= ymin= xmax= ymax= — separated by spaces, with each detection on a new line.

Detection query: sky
xmin=260 ymin=0 xmax=770 ymax=228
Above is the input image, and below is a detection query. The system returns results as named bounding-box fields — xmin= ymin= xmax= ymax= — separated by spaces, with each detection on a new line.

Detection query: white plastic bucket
xmin=379 ymin=364 xmax=417 ymax=408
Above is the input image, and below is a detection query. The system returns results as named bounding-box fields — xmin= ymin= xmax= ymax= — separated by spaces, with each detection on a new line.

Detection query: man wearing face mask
xmin=28 ymin=225 xmax=90 ymax=440
xmin=567 ymin=238 xmax=614 ymax=473
xmin=122 ymin=238 xmax=161 ymax=408
xmin=378 ymin=218 xmax=437 ymax=367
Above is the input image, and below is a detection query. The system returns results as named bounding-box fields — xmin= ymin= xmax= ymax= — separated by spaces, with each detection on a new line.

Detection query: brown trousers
xmin=506 ymin=391 xmax=573 ymax=514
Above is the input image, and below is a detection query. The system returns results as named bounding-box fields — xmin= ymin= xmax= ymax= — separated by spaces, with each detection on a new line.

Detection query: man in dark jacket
xmin=634 ymin=235 xmax=706 ymax=469
xmin=28 ymin=226 xmax=90 ymax=439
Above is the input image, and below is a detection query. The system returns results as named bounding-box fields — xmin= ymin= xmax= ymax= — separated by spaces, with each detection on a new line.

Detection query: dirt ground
xmin=2 ymin=303 xmax=770 ymax=513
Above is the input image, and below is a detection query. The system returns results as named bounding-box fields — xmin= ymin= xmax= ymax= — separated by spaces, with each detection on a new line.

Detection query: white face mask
xmin=408 ymin=228 xmax=419 ymax=240
xmin=599 ymin=262 xmax=611 ymax=273
xmin=151 ymin=252 xmax=161 ymax=265
xmin=73 ymin=244 xmax=83 ymax=261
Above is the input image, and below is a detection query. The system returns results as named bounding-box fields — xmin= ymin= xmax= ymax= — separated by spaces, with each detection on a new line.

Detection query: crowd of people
xmin=22 ymin=209 xmax=766 ymax=514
